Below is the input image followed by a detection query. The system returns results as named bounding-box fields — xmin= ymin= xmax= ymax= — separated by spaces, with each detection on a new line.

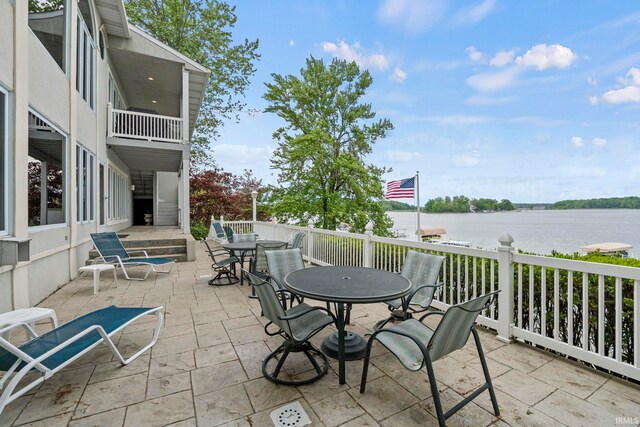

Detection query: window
xmin=28 ymin=111 xmax=67 ymax=227
xmin=0 ymin=88 xmax=7 ymax=234
xmin=77 ymin=11 xmax=95 ymax=108
xmin=108 ymin=73 xmax=126 ymax=110
xmin=76 ymin=144 xmax=95 ymax=222
xmin=28 ymin=0 xmax=66 ymax=72
xmin=107 ymin=165 xmax=128 ymax=221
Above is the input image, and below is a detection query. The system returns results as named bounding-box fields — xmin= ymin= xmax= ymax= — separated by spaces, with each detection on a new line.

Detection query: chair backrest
xmin=427 ymin=291 xmax=499 ymax=362
xmin=90 ymin=232 xmax=129 ymax=261
xmin=233 ymin=233 xmax=256 ymax=243
xmin=245 ymin=271 xmax=291 ymax=336
xmin=401 ymin=251 xmax=445 ymax=305
xmin=209 ymin=222 xmax=227 ymax=242
xmin=223 ymin=225 xmax=234 ymax=242
xmin=290 ymin=231 xmax=306 ymax=249
xmin=265 ymin=248 xmax=305 ymax=290
xmin=253 ymin=242 xmax=288 ymax=274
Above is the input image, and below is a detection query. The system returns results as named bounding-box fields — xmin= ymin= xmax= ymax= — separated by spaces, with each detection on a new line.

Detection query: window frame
xmin=0 ymin=86 xmax=8 ymax=236
xmin=76 ymin=143 xmax=95 ymax=224
xmin=27 ymin=109 xmax=68 ymax=230
xmin=76 ymin=10 xmax=95 ymax=109
xmin=107 ymin=164 xmax=129 ymax=224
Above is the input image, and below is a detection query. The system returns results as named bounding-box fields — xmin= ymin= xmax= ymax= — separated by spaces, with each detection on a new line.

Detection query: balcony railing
xmin=222 ymin=219 xmax=640 ymax=381
xmin=107 ymin=103 xmax=185 ymax=143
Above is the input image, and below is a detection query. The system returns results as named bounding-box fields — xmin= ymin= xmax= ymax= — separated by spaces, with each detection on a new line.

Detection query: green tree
xmin=498 ymin=199 xmax=515 ymax=211
xmin=125 ymin=0 xmax=260 ymax=168
xmin=263 ymin=56 xmax=394 ymax=235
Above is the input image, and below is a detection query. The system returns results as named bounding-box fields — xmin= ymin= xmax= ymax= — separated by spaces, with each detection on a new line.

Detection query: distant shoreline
xmin=385 ymin=207 xmax=640 ymax=213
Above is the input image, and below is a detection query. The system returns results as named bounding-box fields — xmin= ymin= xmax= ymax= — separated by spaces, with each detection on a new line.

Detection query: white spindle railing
xmin=224 ymin=220 xmax=255 ymax=235
xmin=108 ymin=104 xmax=184 ymax=143
xmin=250 ymin=220 xmax=640 ymax=380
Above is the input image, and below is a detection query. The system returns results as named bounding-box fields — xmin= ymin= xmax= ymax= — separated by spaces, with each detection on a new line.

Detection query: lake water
xmin=388 ymin=209 xmax=640 ymax=256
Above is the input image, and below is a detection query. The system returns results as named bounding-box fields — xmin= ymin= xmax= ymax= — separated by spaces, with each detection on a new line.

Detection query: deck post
xmin=107 ymin=102 xmax=113 ymax=137
xmin=307 ymin=221 xmax=315 ymax=263
xmin=363 ymin=221 xmax=373 ymax=268
xmin=497 ymin=232 xmax=515 ymax=343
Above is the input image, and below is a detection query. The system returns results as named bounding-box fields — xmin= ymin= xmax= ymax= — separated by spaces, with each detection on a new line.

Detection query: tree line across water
xmin=382 ymin=196 xmax=515 ymax=213
xmin=383 ymin=196 xmax=640 ymax=213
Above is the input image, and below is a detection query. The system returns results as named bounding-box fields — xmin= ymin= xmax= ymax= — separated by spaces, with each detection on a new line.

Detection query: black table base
xmin=321 ymin=331 xmax=367 ymax=361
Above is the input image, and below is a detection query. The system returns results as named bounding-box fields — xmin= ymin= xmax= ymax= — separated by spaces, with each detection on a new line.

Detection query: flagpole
xmin=415 ymin=171 xmax=420 ymax=241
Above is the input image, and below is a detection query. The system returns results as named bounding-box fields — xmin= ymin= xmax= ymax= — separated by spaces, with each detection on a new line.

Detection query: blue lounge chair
xmin=208 ymin=221 xmax=228 ymax=244
xmin=90 ymin=232 xmax=176 ymax=280
xmin=0 ymin=305 xmax=163 ymax=414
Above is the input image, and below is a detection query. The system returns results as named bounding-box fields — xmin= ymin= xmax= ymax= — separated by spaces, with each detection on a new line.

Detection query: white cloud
xmin=451 ymin=0 xmax=496 ymax=26
xmin=212 ymin=144 xmax=274 ymax=165
xmin=602 ymin=68 xmax=640 ymax=104
xmin=490 ymin=49 xmax=516 ymax=67
xmin=571 ymin=136 xmax=584 ymax=147
xmin=515 ymin=44 xmax=578 ymax=70
xmin=589 ymin=96 xmax=598 ymax=106
xmin=566 ymin=166 xmax=607 ymax=177
xmin=377 ymin=0 xmax=447 ymax=34
xmin=592 ymin=137 xmax=607 ymax=146
xmin=289 ymin=40 xmax=295 ymax=46
xmin=385 ymin=150 xmax=421 ymax=162
xmin=466 ymin=66 xmax=520 ymax=92
xmin=321 ymin=40 xmax=389 ymax=71
xmin=454 ymin=154 xmax=480 ymax=167
xmin=466 ymin=46 xmax=485 ymax=63
xmin=389 ymin=67 xmax=408 ymax=83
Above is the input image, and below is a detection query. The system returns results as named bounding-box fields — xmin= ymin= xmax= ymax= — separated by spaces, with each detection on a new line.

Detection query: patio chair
xmin=208 ymin=221 xmax=228 ymax=244
xmin=265 ymin=248 xmax=306 ymax=310
xmin=251 ymin=241 xmax=289 ymax=280
xmin=245 ymin=271 xmax=336 ymax=385
xmin=288 ymin=231 xmax=306 ymax=249
xmin=90 ymin=232 xmax=176 ymax=281
xmin=375 ymin=250 xmax=445 ymax=329
xmin=0 ymin=305 xmax=163 ymax=415
xmin=202 ymin=239 xmax=239 ymax=286
xmin=223 ymin=225 xmax=234 ymax=243
xmin=361 ymin=291 xmax=500 ymax=427
xmin=233 ymin=233 xmax=256 ymax=243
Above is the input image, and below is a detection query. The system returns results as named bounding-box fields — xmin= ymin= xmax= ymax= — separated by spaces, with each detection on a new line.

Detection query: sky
xmin=212 ymin=0 xmax=640 ymax=203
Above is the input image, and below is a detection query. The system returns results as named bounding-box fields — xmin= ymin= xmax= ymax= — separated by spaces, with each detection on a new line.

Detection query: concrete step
xmin=84 ymin=252 xmax=188 ymax=265
xmin=87 ymin=237 xmax=189 ymax=264
xmin=121 ymin=238 xmax=187 ymax=248
xmin=89 ymin=245 xmax=187 ymax=258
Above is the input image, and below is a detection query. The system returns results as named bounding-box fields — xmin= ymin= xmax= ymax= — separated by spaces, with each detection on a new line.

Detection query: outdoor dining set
xmin=200 ymin=227 xmax=501 ymax=426
xmin=0 ymin=229 xmax=500 ymax=426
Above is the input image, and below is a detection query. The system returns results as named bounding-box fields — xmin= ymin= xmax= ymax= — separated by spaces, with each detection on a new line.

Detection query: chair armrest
xmin=127 ymin=250 xmax=149 ymax=258
xmin=280 ymin=306 xmax=337 ymax=324
xmin=404 ymin=282 xmax=444 ymax=309
xmin=418 ymin=310 xmax=445 ymax=323
xmin=369 ymin=327 xmax=429 ymax=361
xmin=0 ymin=322 xmax=39 ymax=339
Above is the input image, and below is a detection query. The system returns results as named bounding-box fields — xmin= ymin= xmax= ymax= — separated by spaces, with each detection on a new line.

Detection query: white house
xmin=0 ymin=0 xmax=210 ymax=311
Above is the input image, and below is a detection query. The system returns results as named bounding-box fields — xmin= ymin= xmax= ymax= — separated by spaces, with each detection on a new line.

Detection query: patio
xmin=1 ymin=244 xmax=638 ymax=426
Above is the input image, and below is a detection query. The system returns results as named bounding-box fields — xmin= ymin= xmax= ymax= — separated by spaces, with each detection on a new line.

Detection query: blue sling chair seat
xmin=0 ymin=305 xmax=163 ymax=414
xmin=90 ymin=232 xmax=176 ymax=280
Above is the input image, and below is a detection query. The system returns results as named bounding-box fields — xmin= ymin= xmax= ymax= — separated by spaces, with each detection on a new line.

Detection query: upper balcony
xmin=107 ymin=104 xmax=185 ymax=144
xmin=106 ymin=25 xmax=209 ymax=146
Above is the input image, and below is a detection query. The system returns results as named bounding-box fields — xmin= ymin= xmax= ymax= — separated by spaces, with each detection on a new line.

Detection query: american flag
xmin=385 ymin=177 xmax=415 ymax=199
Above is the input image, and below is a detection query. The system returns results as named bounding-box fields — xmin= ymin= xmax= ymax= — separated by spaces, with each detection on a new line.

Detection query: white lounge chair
xmin=0 ymin=305 xmax=163 ymax=414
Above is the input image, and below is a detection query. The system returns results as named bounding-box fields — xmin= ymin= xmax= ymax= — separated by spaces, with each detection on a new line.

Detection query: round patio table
xmin=223 ymin=240 xmax=285 ymax=286
xmin=284 ymin=266 xmax=411 ymax=385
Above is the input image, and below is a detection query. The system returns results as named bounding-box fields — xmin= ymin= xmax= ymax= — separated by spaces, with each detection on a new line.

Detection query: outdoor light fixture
xmin=151 ymin=100 xmax=157 ymax=104
xmin=148 ymin=77 xmax=154 ymax=81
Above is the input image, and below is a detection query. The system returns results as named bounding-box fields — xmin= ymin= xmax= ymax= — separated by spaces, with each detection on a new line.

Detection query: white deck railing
xmin=107 ymin=103 xmax=184 ymax=143
xmin=222 ymin=220 xmax=640 ymax=381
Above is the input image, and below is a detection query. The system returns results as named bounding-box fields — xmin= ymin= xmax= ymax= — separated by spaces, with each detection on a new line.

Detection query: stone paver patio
xmin=1 ymin=244 xmax=639 ymax=426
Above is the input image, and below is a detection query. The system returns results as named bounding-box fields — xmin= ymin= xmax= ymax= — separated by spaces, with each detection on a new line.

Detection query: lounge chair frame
xmin=0 ymin=306 xmax=163 ymax=414
xmin=90 ymin=232 xmax=176 ymax=281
